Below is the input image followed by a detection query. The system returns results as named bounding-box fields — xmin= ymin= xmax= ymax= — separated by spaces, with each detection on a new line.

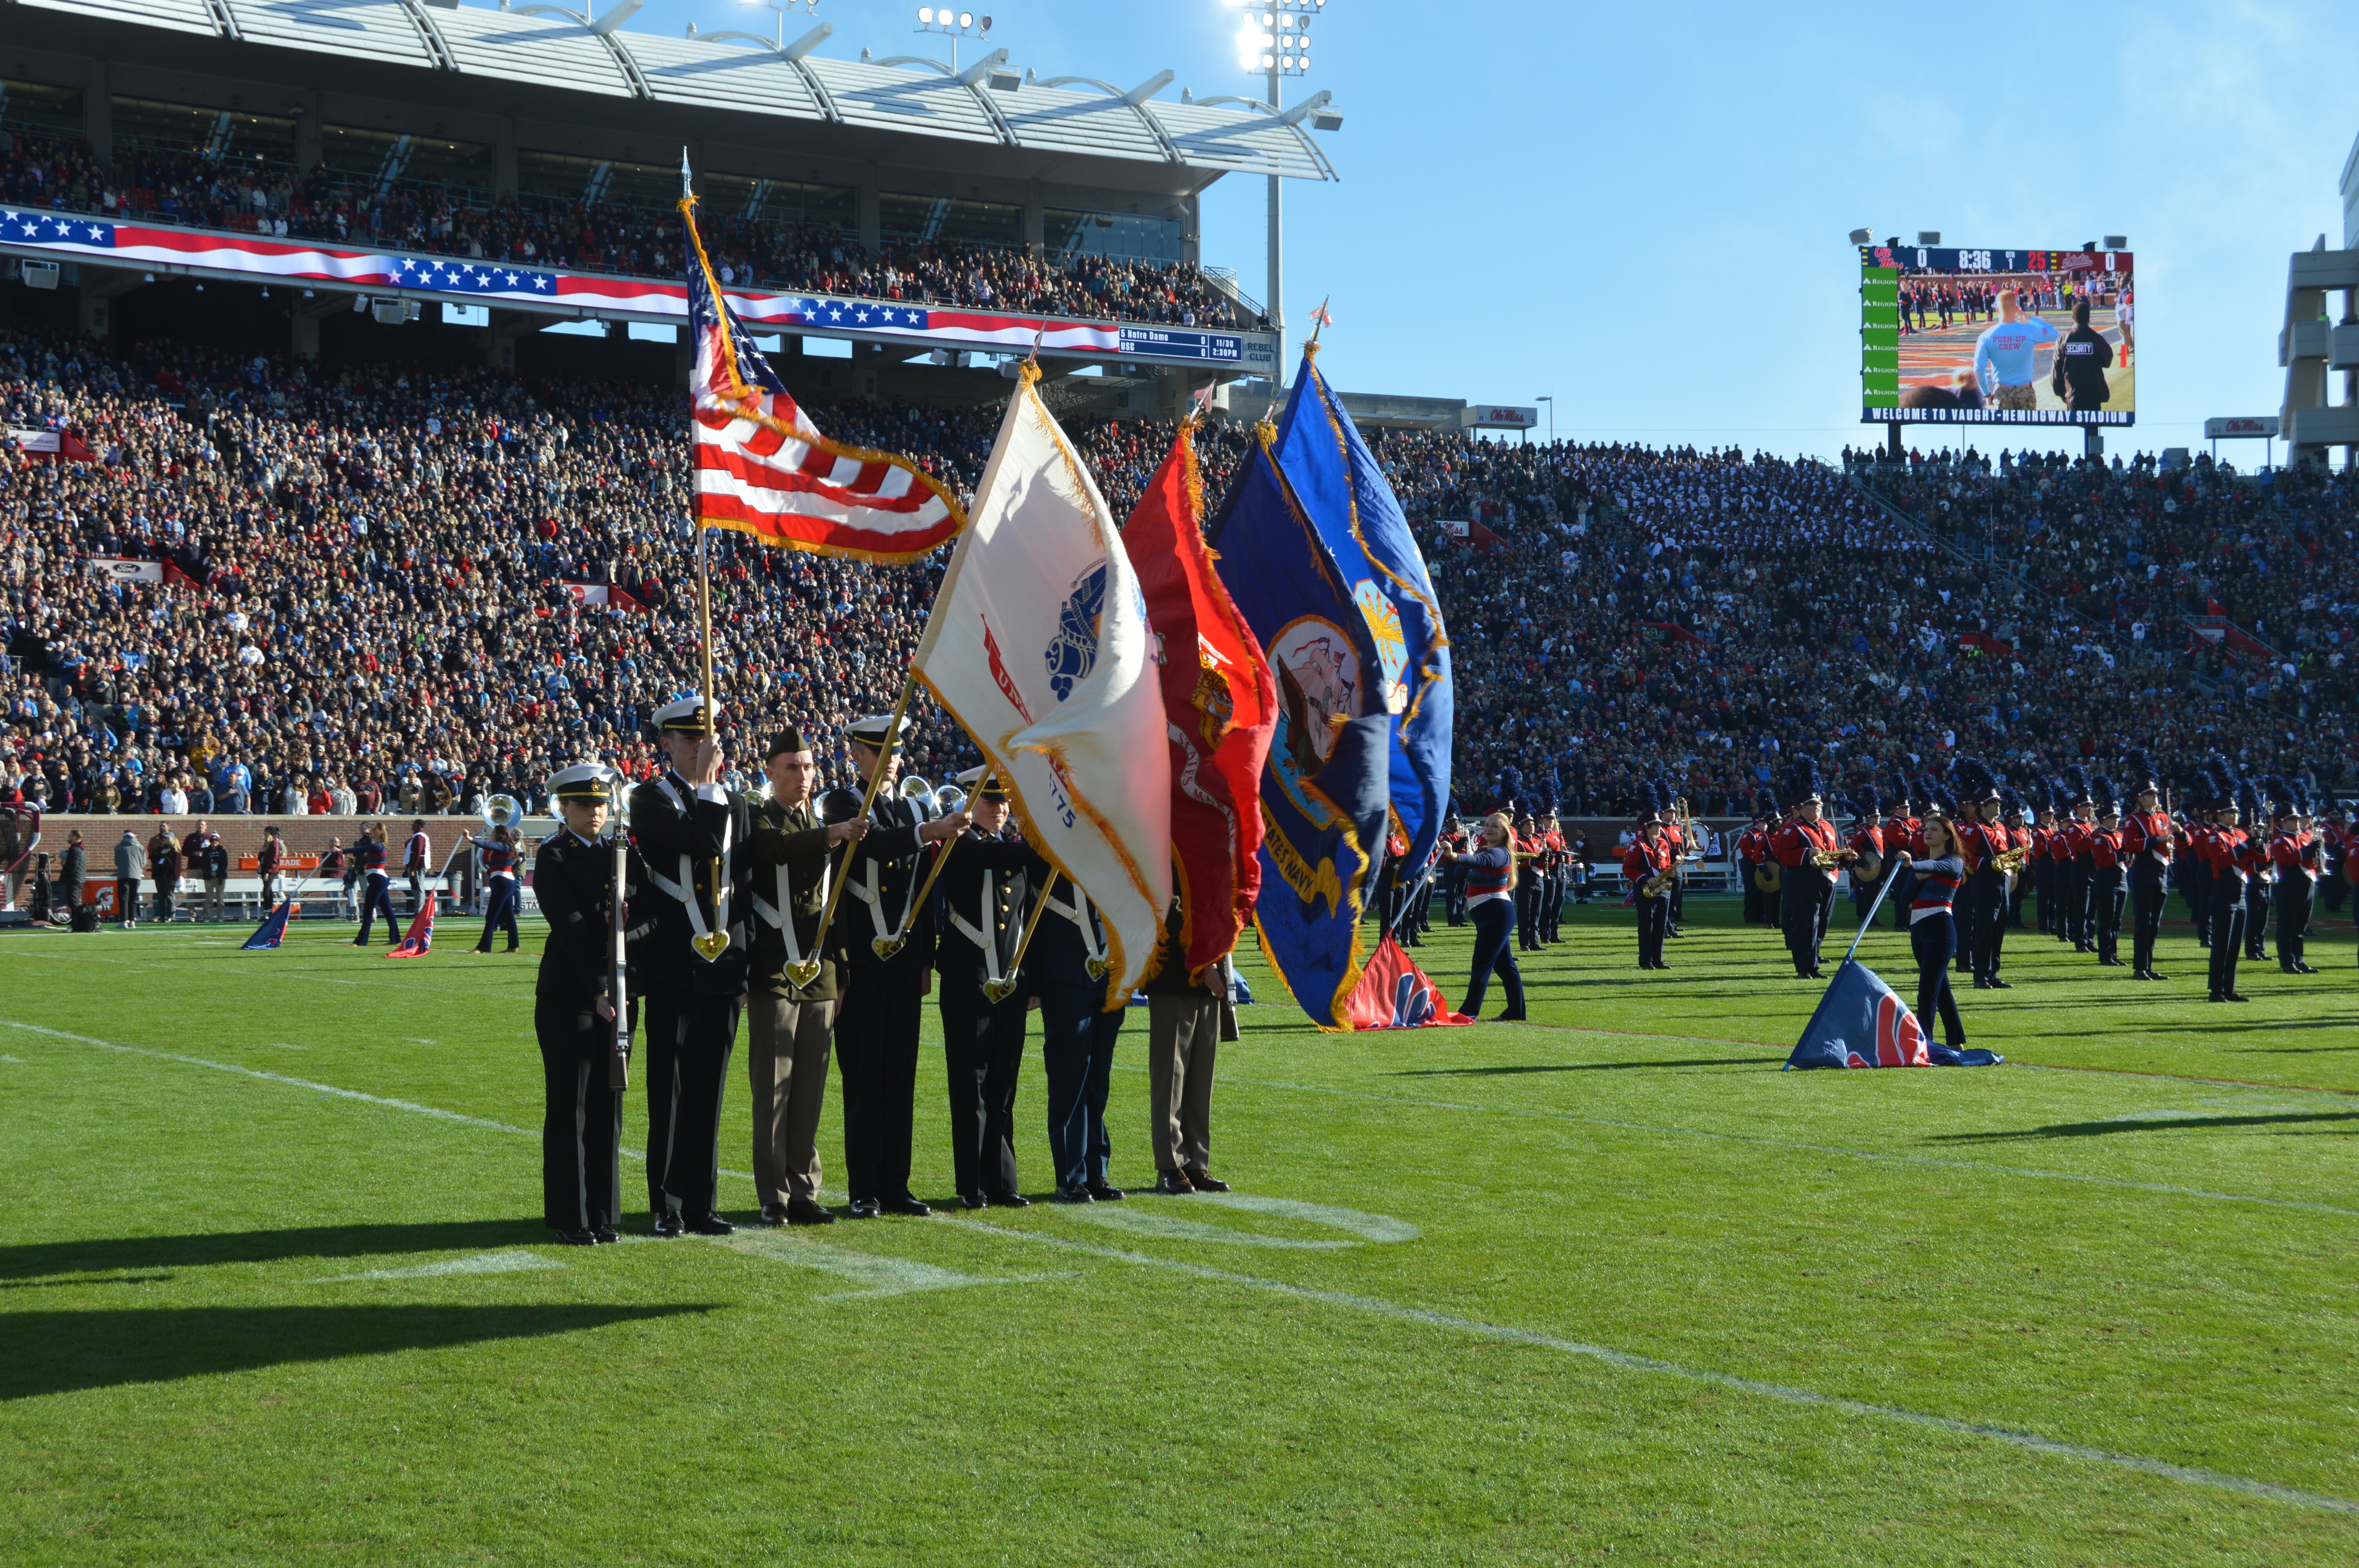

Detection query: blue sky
xmin=624 ymin=0 xmax=2355 ymax=461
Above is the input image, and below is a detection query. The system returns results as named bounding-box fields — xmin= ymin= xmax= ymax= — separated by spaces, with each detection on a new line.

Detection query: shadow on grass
xmin=1389 ymin=1056 xmax=1775 ymax=1077
xmin=1 ymin=1303 xmax=714 ymax=1400
xmin=1930 ymin=1111 xmax=2359 ymax=1143
xmin=0 ymin=1218 xmax=558 ymax=1283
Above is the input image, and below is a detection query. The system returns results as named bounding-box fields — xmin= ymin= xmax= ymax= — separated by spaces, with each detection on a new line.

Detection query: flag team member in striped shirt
xmin=2118 ymin=752 xmax=2176 ymax=981
xmin=1884 ymin=793 xmax=1968 ymax=1054
xmin=1450 ymin=812 xmax=1526 ymax=1020
xmin=470 ymin=825 xmax=522 ymax=954
xmin=352 ymin=824 xmax=400 ymax=946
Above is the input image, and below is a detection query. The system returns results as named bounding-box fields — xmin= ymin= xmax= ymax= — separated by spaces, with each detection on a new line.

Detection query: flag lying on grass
xmin=240 ymin=900 xmax=295 ymax=950
xmin=386 ymin=894 xmax=436 ymax=959
xmin=1342 ymin=936 xmax=1471 ymax=1029
xmin=1785 ymin=960 xmax=2003 ymax=1068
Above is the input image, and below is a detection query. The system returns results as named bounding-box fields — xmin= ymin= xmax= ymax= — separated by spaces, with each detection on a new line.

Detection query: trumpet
xmin=1809 ymin=848 xmax=1858 ymax=870
xmin=1990 ymin=844 xmax=2030 ymax=874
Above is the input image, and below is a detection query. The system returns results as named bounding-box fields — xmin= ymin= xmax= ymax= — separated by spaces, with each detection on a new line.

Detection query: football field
xmin=2 ymin=899 xmax=2354 ymax=1565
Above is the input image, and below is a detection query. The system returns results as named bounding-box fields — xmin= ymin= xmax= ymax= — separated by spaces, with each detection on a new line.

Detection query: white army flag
xmin=912 ymin=363 xmax=1172 ymax=1003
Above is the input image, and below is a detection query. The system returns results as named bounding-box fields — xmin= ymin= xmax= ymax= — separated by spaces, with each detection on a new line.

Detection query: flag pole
xmin=1843 ymin=864 xmax=1899 ymax=964
xmin=983 ymin=869 xmax=1059 ymax=1002
xmin=801 ymin=669 xmax=920 ymax=971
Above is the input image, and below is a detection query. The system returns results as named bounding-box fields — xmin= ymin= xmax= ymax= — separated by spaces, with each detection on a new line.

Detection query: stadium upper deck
xmin=0 ymin=0 xmax=1322 ymax=377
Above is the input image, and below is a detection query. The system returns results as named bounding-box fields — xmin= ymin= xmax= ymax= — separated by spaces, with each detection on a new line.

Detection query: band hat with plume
xmin=2000 ymin=784 xmax=2027 ymax=817
xmin=2063 ymin=765 xmax=2094 ymax=807
xmin=2123 ymin=748 xmax=2160 ymax=795
xmin=2091 ymin=774 xmax=2118 ymax=815
xmin=1950 ymin=756 xmax=2000 ymax=804
xmin=1783 ymin=757 xmax=1824 ymax=808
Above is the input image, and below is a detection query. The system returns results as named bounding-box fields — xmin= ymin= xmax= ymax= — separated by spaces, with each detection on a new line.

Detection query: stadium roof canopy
xmin=4 ymin=0 xmax=1338 ymax=194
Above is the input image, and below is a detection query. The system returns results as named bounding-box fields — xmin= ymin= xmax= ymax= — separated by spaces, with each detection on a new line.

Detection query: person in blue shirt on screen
xmin=1974 ymin=288 xmax=2059 ymax=411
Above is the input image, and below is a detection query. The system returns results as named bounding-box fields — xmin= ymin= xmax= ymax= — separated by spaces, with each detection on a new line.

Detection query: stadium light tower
xmin=915 ymin=7 xmax=993 ymax=70
xmin=1536 ymin=394 xmax=1553 ymax=444
xmin=739 ymin=0 xmax=818 ymax=47
xmin=1227 ymin=0 xmax=1329 ymax=360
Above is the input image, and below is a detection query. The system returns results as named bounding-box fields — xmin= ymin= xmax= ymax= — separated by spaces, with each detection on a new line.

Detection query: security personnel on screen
xmin=533 ymin=764 xmax=645 ymax=1245
xmin=836 ymin=712 xmax=967 ymax=1218
xmin=631 ymin=694 xmax=754 ymax=1238
xmin=935 ymin=767 xmax=1037 ymax=1209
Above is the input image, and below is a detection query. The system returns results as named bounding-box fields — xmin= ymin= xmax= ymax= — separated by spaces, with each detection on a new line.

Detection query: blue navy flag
xmin=1209 ymin=429 xmax=1391 ymax=1029
xmin=1787 ymin=960 xmax=2003 ymax=1068
xmin=1272 ymin=349 xmax=1453 ymax=871
xmin=241 ymin=900 xmax=295 ymax=951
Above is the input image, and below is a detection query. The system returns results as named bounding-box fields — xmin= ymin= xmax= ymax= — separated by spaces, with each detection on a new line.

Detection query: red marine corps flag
xmin=680 ymin=174 xmax=965 ymax=563
xmin=1120 ymin=420 xmax=1278 ymax=981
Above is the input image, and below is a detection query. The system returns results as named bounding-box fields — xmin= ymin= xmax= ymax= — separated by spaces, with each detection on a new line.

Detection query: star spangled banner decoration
xmin=681 ymin=196 xmax=966 ymax=563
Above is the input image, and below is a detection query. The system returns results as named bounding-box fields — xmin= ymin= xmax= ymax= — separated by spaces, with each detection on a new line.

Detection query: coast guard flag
xmin=1208 ymin=427 xmax=1391 ymax=1029
xmin=683 ymin=201 xmax=965 ymax=563
xmin=912 ymin=363 xmax=1171 ymax=1005
xmin=1121 ymin=420 xmax=1278 ymax=983
xmin=1786 ymin=960 xmax=2003 ymax=1068
xmin=1273 ymin=348 xmax=1453 ymax=870
xmin=240 ymin=900 xmax=295 ymax=950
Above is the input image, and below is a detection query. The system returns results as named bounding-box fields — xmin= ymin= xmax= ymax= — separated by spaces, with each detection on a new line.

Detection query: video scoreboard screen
xmin=1860 ymin=243 xmax=2134 ymax=426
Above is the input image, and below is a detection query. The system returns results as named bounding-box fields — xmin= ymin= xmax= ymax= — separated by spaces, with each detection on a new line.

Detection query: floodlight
xmin=2103 ymin=234 xmax=2128 ymax=250
xmin=958 ymin=11 xmax=972 ymax=26
xmin=1847 ymin=227 xmax=1872 ymax=246
xmin=918 ymin=5 xmax=932 ymax=19
xmin=1916 ymin=230 xmax=1940 ymax=245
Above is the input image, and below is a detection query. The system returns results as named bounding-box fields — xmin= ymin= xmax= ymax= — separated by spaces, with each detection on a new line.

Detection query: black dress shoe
xmin=1153 ymin=1171 xmax=1194 ymax=1196
xmin=785 ymin=1196 xmax=837 ymax=1226
xmin=651 ymin=1214 xmax=685 ymax=1238
xmin=2149 ymin=971 xmax=2170 ymax=981
xmin=2226 ymin=991 xmax=2250 ymax=1003
xmin=1182 ymin=1169 xmax=1230 ymax=1193
xmin=556 ymin=1228 xmax=599 ymax=1246
xmin=758 ymin=1204 xmax=790 ymax=1227
xmin=685 ymin=1213 xmax=735 ymax=1236
xmin=881 ymin=1194 xmax=932 ymax=1216
xmin=1085 ymin=1180 xmax=1125 ymax=1201
xmin=847 ymin=1197 xmax=882 ymax=1218
xmin=990 ymin=1191 xmax=1032 ymax=1209
xmin=960 ymin=1190 xmax=989 ymax=1210
xmin=1972 ymin=978 xmax=1995 ymax=990
xmin=1492 ymin=1009 xmax=1528 ymax=1022
xmin=2208 ymin=992 xmax=2226 ymax=1003
xmin=1988 ymin=978 xmax=2014 ymax=989
xmin=1051 ymin=1184 xmax=1094 ymax=1203
xmin=593 ymin=1226 xmax=618 ymax=1245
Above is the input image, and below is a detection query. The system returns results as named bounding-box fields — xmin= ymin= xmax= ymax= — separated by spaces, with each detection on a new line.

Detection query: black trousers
xmin=1038 ymin=977 xmax=1121 ymax=1191
xmin=1968 ymin=872 xmax=2009 ymax=979
xmin=2066 ymin=861 xmax=2093 ymax=946
xmin=1636 ymin=890 xmax=1669 ymax=967
xmin=2323 ymin=859 xmax=2348 ymax=913
xmin=1783 ymin=877 xmax=1833 ymax=975
xmin=2034 ymin=860 xmax=2058 ymax=935
xmin=2207 ymin=881 xmax=2247 ymax=997
xmin=1462 ymin=898 xmax=1524 ymax=1017
xmin=1955 ymin=875 xmax=1987 ymax=976
xmin=1911 ymin=911 xmax=1966 ymax=1047
xmin=357 ymin=872 xmax=399 ymax=943
xmin=642 ymin=990 xmax=740 ymax=1221
xmin=2130 ymin=866 xmax=2168 ymax=973
xmin=2185 ymin=862 xmax=2212 ymax=946
xmin=2092 ymin=867 xmax=2125 ymax=962
xmin=2245 ymin=874 xmax=2270 ymax=960
xmin=1516 ymin=879 xmax=1543 ymax=951
xmin=1741 ymin=864 xmax=1762 ymax=924
xmin=476 ymin=878 xmax=520 ymax=951
xmin=837 ymin=961 xmax=925 ymax=1202
xmin=939 ymin=967 xmax=1027 ymax=1200
xmin=535 ymin=993 xmax=631 ymax=1232
xmin=2277 ymin=878 xmax=2314 ymax=970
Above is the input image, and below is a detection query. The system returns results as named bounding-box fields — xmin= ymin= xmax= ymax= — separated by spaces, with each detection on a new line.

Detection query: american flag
xmin=684 ymin=208 xmax=965 ymax=563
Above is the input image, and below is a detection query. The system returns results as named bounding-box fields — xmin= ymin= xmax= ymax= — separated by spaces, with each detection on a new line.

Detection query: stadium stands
xmin=4 ymin=321 xmax=2354 ymax=836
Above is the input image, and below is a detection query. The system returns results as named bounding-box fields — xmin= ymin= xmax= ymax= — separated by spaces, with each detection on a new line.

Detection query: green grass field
xmin=3 ymin=896 xmax=2355 ymax=1565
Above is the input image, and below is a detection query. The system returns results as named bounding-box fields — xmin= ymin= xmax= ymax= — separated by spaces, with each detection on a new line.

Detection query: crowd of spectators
xmin=5 ymin=317 xmax=2355 ymax=847
xmin=1 ymin=129 xmax=1263 ymax=331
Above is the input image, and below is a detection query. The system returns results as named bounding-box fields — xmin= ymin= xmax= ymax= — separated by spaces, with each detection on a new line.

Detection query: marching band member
xmin=532 ymin=764 xmax=642 ymax=1245
xmin=935 ymin=768 xmax=1038 ymax=1209
xmin=2319 ymin=790 xmax=2350 ymax=916
xmin=1737 ymin=800 xmax=1772 ymax=926
xmin=1514 ymin=810 xmax=1544 ymax=954
xmin=1845 ymin=783 xmax=1887 ymax=924
xmin=1769 ymin=759 xmax=1852 ymax=980
xmin=2199 ymin=765 xmax=2252 ymax=1004
xmin=1540 ymin=808 xmax=1569 ymax=944
xmin=2062 ymin=769 xmax=2097 ymax=953
xmin=1452 ymin=812 xmax=1527 ymax=1020
xmin=1948 ymin=759 xmax=2005 ymax=987
xmin=1881 ymin=774 xmax=1920 ymax=932
xmin=2266 ymin=777 xmax=2322 ymax=976
xmin=2119 ymin=752 xmax=2175 ymax=981
xmin=745 ymin=725 xmax=867 ymax=1227
xmin=2001 ymin=787 xmax=2035 ymax=937
xmin=469 ymin=824 xmax=523 ymax=954
xmin=835 ymin=713 xmax=967 ymax=1219
xmin=2088 ymin=777 xmax=2127 ymax=968
xmin=2183 ymin=783 xmax=2216 ymax=950
xmin=2243 ymin=779 xmax=2275 ymax=967
xmin=1658 ymin=781 xmax=1688 ymax=938
xmin=2030 ymin=787 xmax=2063 ymax=939
xmin=631 ymin=694 xmax=754 ymax=1238
xmin=1622 ymin=785 xmax=1676 ymax=970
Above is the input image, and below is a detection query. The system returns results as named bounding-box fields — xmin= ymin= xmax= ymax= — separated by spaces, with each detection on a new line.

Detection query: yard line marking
xmin=1171 ymin=1069 xmax=2359 ymax=1219
xmin=943 ymin=1218 xmax=2359 ymax=1517
xmin=719 ymin=1231 xmax=1066 ymax=1299
xmin=2014 ymin=1062 xmax=2358 ymax=1098
xmin=308 ymin=1248 xmax=562 ymax=1283
xmin=0 ymin=1054 xmax=22 ymax=1063
xmin=1063 ymin=1206 xmax=1355 ymax=1250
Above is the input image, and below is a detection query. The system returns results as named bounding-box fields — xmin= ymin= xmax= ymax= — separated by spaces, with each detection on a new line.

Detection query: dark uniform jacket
xmin=747 ymin=796 xmax=840 ymax=1002
xmin=629 ymin=771 xmax=755 ymax=997
xmin=1023 ymin=851 xmax=1113 ymax=995
xmin=934 ymin=826 xmax=1036 ymax=981
xmin=57 ymin=843 xmax=85 ymax=896
xmin=533 ymin=829 xmax=649 ymax=1002
xmin=838 ymin=794 xmax=934 ymax=971
xmin=2056 ymin=325 xmax=2114 ymax=410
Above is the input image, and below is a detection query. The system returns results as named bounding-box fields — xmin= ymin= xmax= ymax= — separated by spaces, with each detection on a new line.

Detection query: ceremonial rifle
xmin=609 ymin=795 xmax=631 ymax=1090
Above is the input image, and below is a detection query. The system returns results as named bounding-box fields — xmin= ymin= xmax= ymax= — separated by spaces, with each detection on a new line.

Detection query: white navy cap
xmin=547 ymin=762 xmax=615 ymax=802
xmin=845 ymin=713 xmax=914 ymax=748
xmin=652 ymin=694 xmax=721 ymax=734
xmin=955 ymin=764 xmax=1007 ymax=800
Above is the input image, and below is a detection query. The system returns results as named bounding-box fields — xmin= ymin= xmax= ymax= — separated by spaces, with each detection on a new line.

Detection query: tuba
xmin=932 ymin=783 xmax=969 ymax=817
xmin=483 ymin=793 xmax=525 ymax=831
xmin=898 ymin=775 xmax=939 ymax=818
